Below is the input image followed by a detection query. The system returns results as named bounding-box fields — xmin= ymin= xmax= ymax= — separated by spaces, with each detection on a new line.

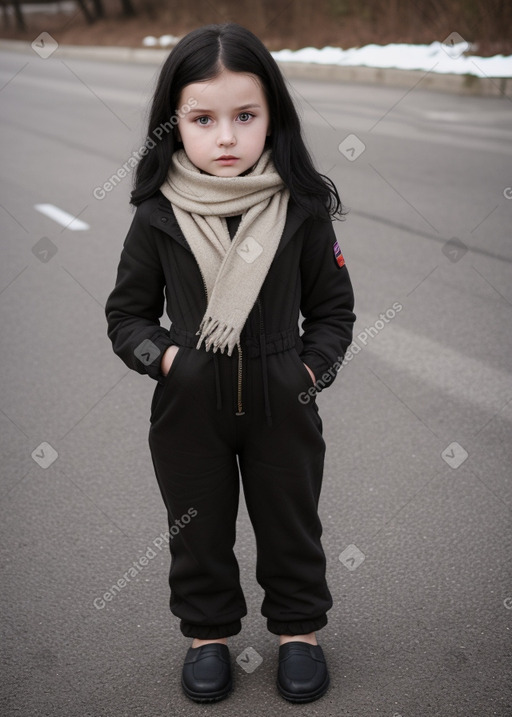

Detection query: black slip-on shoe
xmin=277 ymin=641 xmax=330 ymax=703
xmin=181 ymin=643 xmax=233 ymax=703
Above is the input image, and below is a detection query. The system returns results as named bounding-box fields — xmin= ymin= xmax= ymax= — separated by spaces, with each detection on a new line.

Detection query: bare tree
xmin=11 ymin=0 xmax=26 ymax=31
xmin=120 ymin=0 xmax=136 ymax=17
xmin=75 ymin=0 xmax=96 ymax=24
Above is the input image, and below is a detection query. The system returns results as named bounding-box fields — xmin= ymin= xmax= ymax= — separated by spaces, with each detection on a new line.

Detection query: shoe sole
xmin=181 ymin=676 xmax=233 ymax=703
xmin=276 ymin=673 xmax=330 ymax=703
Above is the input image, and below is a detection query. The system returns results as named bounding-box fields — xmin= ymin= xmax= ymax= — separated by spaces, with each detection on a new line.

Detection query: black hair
xmin=131 ymin=22 xmax=343 ymax=220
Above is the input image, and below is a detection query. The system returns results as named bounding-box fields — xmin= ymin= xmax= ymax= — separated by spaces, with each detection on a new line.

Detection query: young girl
xmin=105 ymin=22 xmax=355 ymax=704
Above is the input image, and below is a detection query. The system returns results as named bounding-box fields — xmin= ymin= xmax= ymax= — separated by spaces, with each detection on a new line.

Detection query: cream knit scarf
xmin=160 ymin=149 xmax=290 ymax=356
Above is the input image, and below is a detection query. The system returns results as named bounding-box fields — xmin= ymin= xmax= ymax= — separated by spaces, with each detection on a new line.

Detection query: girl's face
xmin=177 ymin=69 xmax=271 ymax=177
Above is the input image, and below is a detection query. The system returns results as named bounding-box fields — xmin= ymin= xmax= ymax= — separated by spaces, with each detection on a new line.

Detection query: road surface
xmin=1 ymin=46 xmax=511 ymax=716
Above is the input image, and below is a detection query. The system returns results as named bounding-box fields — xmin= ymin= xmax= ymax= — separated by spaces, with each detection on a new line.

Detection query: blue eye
xmin=196 ymin=116 xmax=210 ymax=125
xmin=238 ymin=112 xmax=253 ymax=122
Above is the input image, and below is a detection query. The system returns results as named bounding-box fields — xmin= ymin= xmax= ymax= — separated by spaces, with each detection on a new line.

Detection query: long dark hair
xmin=131 ymin=23 xmax=343 ymax=220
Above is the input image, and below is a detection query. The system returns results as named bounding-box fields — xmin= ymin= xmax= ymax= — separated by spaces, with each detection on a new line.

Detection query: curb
xmin=278 ymin=61 xmax=510 ymax=97
xmin=1 ymin=38 xmax=510 ymax=97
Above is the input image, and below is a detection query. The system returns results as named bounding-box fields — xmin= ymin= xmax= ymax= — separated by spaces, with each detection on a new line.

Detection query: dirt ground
xmin=0 ymin=2 xmax=509 ymax=56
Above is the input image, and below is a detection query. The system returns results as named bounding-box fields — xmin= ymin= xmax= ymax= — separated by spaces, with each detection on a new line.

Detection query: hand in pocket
xmin=161 ymin=345 xmax=179 ymax=376
xmin=303 ymin=362 xmax=316 ymax=384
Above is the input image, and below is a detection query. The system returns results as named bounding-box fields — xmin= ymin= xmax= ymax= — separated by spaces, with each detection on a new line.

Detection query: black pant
xmin=148 ymin=344 xmax=333 ymax=639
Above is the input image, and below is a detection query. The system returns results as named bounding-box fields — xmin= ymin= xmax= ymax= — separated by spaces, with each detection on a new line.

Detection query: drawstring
xmin=213 ymin=352 xmax=222 ymax=410
xmin=258 ymin=298 xmax=272 ymax=427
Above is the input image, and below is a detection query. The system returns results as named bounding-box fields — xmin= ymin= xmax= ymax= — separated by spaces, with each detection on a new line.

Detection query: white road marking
xmin=34 ymin=204 xmax=89 ymax=231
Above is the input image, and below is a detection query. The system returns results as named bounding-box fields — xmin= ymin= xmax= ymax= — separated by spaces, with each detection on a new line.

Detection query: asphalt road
xmin=1 ymin=47 xmax=511 ymax=717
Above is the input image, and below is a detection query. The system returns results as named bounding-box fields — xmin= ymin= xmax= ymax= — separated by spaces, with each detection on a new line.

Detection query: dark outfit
xmin=105 ymin=192 xmax=355 ymax=639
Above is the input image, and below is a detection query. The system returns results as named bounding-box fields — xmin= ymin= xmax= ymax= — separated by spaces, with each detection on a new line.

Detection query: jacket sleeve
xmin=105 ymin=203 xmax=174 ymax=381
xmin=298 ymin=211 xmax=356 ymax=391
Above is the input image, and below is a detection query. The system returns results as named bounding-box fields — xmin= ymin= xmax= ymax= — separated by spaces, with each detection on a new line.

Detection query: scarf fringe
xmin=196 ymin=316 xmax=239 ymax=356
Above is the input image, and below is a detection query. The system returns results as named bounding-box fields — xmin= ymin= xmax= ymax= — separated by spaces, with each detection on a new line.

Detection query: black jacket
xmin=105 ymin=193 xmax=356 ymax=420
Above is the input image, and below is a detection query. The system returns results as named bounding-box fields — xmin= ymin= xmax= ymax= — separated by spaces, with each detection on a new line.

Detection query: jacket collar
xmin=150 ymin=191 xmax=311 ymax=259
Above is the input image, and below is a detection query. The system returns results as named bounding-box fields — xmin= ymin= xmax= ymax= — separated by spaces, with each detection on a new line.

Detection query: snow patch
xmin=271 ymin=41 xmax=512 ymax=78
xmin=142 ymin=35 xmax=180 ymax=48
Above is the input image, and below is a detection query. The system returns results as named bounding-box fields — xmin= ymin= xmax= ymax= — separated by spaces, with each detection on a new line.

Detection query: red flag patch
xmin=333 ymin=239 xmax=345 ymax=268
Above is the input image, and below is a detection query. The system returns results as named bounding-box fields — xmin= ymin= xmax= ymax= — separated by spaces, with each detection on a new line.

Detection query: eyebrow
xmin=189 ymin=104 xmax=262 ymax=113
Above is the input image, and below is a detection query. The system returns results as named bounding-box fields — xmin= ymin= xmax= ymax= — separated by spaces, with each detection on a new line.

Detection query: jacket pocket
xmin=162 ymin=345 xmax=182 ymax=381
xmin=291 ymin=348 xmax=316 ymax=389
xmin=150 ymin=346 xmax=184 ymax=421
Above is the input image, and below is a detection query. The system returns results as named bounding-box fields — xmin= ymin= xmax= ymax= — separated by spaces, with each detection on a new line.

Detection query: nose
xmin=217 ymin=121 xmax=236 ymax=148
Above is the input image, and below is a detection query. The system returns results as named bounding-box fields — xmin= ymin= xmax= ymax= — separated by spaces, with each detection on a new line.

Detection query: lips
xmin=216 ymin=155 xmax=238 ymax=160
